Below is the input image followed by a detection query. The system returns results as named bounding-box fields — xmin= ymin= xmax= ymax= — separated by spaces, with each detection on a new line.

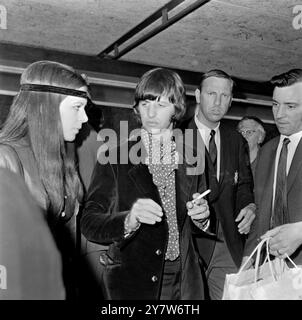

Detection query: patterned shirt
xmin=141 ymin=129 xmax=180 ymax=261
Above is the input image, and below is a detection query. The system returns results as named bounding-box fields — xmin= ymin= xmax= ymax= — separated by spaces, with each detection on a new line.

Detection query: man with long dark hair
xmin=81 ymin=68 xmax=211 ymax=300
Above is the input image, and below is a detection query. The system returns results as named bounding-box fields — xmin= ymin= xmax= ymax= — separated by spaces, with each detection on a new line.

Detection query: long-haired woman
xmin=0 ymin=60 xmax=90 ymax=299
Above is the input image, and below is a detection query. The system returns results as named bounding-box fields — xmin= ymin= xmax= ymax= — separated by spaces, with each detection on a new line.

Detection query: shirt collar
xmin=280 ymin=130 xmax=302 ymax=144
xmin=194 ymin=112 xmax=220 ymax=133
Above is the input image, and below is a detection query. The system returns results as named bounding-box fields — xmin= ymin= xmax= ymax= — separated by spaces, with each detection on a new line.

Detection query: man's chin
xmin=210 ymin=115 xmax=223 ymax=122
xmin=276 ymin=126 xmax=291 ymax=136
xmin=149 ymin=128 xmax=161 ymax=134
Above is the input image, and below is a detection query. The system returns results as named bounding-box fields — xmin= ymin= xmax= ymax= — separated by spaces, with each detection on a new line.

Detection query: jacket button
xmin=61 ymin=211 xmax=66 ymax=217
xmin=155 ymin=249 xmax=162 ymax=256
xmin=151 ymin=275 xmax=158 ymax=282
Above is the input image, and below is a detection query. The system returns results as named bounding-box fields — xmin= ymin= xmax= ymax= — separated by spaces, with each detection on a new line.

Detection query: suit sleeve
xmin=243 ymin=146 xmax=264 ymax=257
xmin=235 ymin=135 xmax=255 ymax=213
xmin=80 ymin=159 xmax=129 ymax=245
xmin=243 ymin=207 xmax=260 ymax=257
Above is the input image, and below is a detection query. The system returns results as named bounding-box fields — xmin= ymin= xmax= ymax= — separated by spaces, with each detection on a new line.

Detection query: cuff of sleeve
xmin=124 ymin=213 xmax=141 ymax=238
xmin=192 ymin=218 xmax=210 ymax=231
xmin=247 ymin=203 xmax=256 ymax=210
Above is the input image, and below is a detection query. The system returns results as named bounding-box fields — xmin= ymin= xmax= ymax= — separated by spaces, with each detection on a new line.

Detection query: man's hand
xmin=235 ymin=203 xmax=256 ymax=234
xmin=186 ymin=192 xmax=210 ymax=221
xmin=261 ymin=222 xmax=302 ymax=258
xmin=127 ymin=198 xmax=163 ymax=231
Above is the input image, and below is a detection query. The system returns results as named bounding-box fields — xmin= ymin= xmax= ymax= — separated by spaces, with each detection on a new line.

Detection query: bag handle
xmin=239 ymin=237 xmax=277 ymax=283
xmin=240 ymin=237 xmax=300 ymax=284
xmin=239 ymin=238 xmax=268 ymax=273
xmin=254 ymin=237 xmax=276 ymax=282
xmin=285 ymin=254 xmax=299 ymax=269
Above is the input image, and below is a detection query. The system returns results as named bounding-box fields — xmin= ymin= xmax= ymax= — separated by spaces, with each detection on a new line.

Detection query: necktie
xmin=209 ymin=130 xmax=217 ymax=172
xmin=271 ymin=138 xmax=290 ymax=228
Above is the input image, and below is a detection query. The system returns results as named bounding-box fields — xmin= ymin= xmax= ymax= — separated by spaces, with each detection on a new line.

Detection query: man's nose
xmin=147 ymin=102 xmax=157 ymax=118
xmin=275 ymin=105 xmax=285 ymax=119
xmin=214 ymin=95 xmax=221 ymax=106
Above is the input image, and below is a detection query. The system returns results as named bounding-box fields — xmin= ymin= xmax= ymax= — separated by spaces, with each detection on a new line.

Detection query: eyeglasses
xmin=238 ymin=129 xmax=256 ymax=137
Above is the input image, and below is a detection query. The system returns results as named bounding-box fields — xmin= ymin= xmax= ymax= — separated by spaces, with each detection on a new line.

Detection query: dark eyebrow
xmin=284 ymin=102 xmax=298 ymax=105
xmin=140 ymin=93 xmax=160 ymax=101
xmin=271 ymin=99 xmax=298 ymax=106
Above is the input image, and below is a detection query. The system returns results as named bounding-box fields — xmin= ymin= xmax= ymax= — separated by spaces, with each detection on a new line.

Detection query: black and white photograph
xmin=0 ymin=0 xmax=302 ymax=308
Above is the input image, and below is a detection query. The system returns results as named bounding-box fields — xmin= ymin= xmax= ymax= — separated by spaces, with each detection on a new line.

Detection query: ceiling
xmin=0 ymin=0 xmax=301 ymax=83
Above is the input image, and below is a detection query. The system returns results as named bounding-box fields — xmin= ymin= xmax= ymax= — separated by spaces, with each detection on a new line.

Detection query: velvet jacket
xmin=179 ymin=118 xmax=254 ymax=268
xmin=244 ymin=136 xmax=302 ymax=264
xmin=81 ymin=137 xmax=209 ymax=300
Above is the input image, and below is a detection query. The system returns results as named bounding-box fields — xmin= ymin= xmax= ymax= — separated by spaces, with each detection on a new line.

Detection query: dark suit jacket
xmin=0 ymin=169 xmax=65 ymax=299
xmin=179 ymin=118 xmax=254 ymax=268
xmin=244 ymin=136 xmax=302 ymax=264
xmin=81 ymin=138 xmax=208 ymax=300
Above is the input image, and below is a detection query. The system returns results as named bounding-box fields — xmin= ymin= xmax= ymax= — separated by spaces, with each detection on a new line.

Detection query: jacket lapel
xmin=185 ymin=118 xmax=219 ymax=202
xmin=175 ymin=146 xmax=199 ymax=231
xmin=258 ymin=139 xmax=279 ymax=234
xmin=126 ymin=139 xmax=161 ymax=204
xmin=287 ymin=138 xmax=302 ymax=194
xmin=218 ymin=124 xmax=227 ymax=187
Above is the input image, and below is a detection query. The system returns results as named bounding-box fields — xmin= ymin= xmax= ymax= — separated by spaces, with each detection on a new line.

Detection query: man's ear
xmin=195 ymin=88 xmax=201 ymax=104
xmin=228 ymin=95 xmax=233 ymax=109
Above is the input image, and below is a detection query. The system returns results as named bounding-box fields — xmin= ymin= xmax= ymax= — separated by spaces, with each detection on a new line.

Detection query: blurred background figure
xmin=0 ymin=168 xmax=65 ymax=300
xmin=237 ymin=116 xmax=266 ymax=178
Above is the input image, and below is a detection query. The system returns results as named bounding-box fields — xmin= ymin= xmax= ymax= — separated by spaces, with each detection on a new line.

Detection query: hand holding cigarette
xmin=186 ymin=190 xmax=211 ymax=221
xmin=192 ymin=189 xmax=211 ymax=205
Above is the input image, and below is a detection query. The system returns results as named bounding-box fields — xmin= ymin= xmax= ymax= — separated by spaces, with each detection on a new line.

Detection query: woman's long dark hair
xmin=0 ymin=61 xmax=87 ymax=220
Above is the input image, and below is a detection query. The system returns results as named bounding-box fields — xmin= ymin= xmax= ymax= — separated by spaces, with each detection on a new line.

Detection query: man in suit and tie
xmin=180 ymin=69 xmax=256 ymax=299
xmin=244 ymin=69 xmax=302 ymax=265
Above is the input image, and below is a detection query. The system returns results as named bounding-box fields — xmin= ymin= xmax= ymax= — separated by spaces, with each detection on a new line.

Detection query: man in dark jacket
xmin=180 ymin=69 xmax=255 ymax=300
xmin=243 ymin=69 xmax=302 ymax=266
xmin=81 ymin=68 xmax=210 ymax=300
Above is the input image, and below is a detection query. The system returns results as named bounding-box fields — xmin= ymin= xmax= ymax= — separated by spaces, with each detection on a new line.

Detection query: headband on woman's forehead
xmin=20 ymin=84 xmax=89 ymax=98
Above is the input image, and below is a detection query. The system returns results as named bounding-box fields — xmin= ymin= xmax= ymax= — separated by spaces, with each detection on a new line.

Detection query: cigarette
xmin=192 ymin=189 xmax=211 ymax=204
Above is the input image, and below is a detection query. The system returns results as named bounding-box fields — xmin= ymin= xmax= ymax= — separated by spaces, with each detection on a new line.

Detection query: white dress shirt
xmin=272 ymin=130 xmax=302 ymax=210
xmin=194 ymin=114 xmax=220 ymax=181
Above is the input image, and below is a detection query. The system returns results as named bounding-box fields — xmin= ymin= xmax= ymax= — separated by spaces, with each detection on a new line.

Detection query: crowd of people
xmin=0 ymin=60 xmax=302 ymax=300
